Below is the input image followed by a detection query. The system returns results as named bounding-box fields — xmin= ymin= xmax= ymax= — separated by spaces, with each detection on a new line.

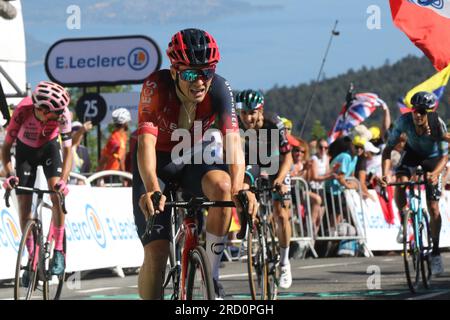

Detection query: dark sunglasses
xmin=293 ymin=148 xmax=305 ymax=154
xmin=178 ymin=68 xmax=215 ymax=82
xmin=36 ymin=106 xmax=63 ymax=116
xmin=413 ymin=107 xmax=428 ymax=116
xmin=319 ymin=145 xmax=328 ymax=150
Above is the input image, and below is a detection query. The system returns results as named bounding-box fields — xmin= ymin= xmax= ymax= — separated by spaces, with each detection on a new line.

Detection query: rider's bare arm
xmin=137 ymin=134 xmax=160 ymax=193
xmin=1 ymin=141 xmax=14 ymax=176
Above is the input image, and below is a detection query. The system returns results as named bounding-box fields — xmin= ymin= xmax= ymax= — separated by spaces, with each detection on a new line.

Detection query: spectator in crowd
xmin=353 ymin=135 xmax=378 ymax=201
xmin=309 ymin=139 xmax=318 ymax=157
xmin=125 ymin=129 xmax=138 ymax=173
xmin=325 ymin=136 xmax=358 ymax=228
xmin=69 ymin=120 xmax=93 ymax=184
xmin=97 ymin=108 xmax=131 ymax=172
xmin=281 ymin=117 xmax=293 ymax=135
xmin=289 ymin=137 xmax=323 ymax=235
xmin=309 ymin=138 xmax=336 ymax=190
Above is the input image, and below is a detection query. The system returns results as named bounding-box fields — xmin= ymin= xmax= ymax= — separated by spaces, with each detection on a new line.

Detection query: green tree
xmin=310 ymin=120 xmax=327 ymax=140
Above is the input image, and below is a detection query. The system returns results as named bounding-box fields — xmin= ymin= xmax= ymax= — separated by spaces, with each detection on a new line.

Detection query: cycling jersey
xmin=5 ymin=97 xmax=72 ymax=148
xmin=137 ymin=70 xmax=239 ymax=152
xmin=239 ymin=111 xmax=291 ymax=167
xmin=387 ymin=113 xmax=448 ymax=158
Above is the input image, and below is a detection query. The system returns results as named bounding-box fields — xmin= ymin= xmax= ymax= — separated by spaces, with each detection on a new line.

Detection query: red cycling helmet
xmin=32 ymin=81 xmax=70 ymax=113
xmin=166 ymin=28 xmax=220 ymax=68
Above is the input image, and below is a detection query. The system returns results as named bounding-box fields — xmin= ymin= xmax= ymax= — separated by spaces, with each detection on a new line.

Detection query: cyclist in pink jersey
xmin=2 ymin=81 xmax=73 ymax=276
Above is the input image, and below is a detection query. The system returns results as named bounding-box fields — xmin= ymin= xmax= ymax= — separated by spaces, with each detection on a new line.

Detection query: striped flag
xmin=390 ymin=0 xmax=450 ymax=71
xmin=397 ymin=62 xmax=450 ymax=113
xmin=328 ymin=93 xmax=387 ymax=144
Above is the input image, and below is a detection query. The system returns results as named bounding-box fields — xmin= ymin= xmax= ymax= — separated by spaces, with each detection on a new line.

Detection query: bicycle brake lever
xmin=142 ymin=192 xmax=162 ymax=240
xmin=236 ymin=190 xmax=252 ymax=240
xmin=4 ymin=189 xmax=11 ymax=208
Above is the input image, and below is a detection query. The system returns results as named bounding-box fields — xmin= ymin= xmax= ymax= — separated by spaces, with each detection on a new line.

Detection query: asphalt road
xmin=1 ymin=252 xmax=449 ymax=300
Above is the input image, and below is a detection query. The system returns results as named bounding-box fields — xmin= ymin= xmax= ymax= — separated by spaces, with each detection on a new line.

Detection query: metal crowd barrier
xmin=290 ymin=177 xmax=319 ymax=258
xmin=297 ymin=177 xmax=373 ymax=258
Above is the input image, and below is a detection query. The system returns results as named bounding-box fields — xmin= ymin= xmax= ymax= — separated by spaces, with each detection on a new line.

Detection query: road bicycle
xmin=4 ymin=185 xmax=67 ymax=300
xmin=383 ymin=166 xmax=432 ymax=293
xmin=142 ymin=186 xmax=247 ymax=300
xmin=238 ymin=175 xmax=281 ymax=300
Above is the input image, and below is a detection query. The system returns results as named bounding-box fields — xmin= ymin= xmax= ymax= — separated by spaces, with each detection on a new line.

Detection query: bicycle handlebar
xmin=142 ymin=191 xmax=252 ymax=240
xmin=4 ymin=185 xmax=67 ymax=214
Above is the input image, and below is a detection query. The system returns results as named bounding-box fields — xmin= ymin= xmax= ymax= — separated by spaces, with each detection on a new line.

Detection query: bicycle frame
xmin=145 ymin=190 xmax=236 ymax=300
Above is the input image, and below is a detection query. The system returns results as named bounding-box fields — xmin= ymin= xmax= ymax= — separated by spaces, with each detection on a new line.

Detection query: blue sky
xmin=23 ymin=0 xmax=423 ymax=91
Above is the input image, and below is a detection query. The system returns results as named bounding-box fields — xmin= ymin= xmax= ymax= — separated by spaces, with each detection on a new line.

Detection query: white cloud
xmin=23 ymin=0 xmax=282 ymax=25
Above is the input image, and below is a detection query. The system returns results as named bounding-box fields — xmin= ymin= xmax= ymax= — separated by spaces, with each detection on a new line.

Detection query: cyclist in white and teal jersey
xmin=381 ymin=91 xmax=448 ymax=276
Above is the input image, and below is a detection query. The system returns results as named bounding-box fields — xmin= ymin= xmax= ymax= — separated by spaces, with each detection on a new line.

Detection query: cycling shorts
xmin=15 ymin=138 xmax=62 ymax=195
xmin=395 ymin=146 xmax=443 ymax=201
xmin=132 ymin=148 xmax=229 ymax=246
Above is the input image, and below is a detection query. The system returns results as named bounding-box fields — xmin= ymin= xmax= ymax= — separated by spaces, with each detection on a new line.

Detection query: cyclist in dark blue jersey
xmin=381 ymin=91 xmax=448 ymax=276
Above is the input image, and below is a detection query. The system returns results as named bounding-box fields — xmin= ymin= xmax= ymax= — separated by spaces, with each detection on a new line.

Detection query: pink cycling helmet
xmin=32 ymin=81 xmax=70 ymax=114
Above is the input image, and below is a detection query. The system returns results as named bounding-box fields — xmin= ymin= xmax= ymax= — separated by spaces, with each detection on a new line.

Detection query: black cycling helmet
xmin=410 ymin=91 xmax=437 ymax=111
xmin=235 ymin=90 xmax=264 ymax=111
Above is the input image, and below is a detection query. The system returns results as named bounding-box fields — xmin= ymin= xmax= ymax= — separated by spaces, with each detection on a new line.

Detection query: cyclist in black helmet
xmin=381 ymin=91 xmax=448 ymax=276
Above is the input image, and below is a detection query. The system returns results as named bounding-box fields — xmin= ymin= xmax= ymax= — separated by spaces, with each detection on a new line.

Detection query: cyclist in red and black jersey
xmin=132 ymin=28 xmax=257 ymax=300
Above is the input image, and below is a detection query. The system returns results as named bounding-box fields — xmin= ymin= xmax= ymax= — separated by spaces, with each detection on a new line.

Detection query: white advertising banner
xmin=346 ymin=189 xmax=450 ymax=251
xmin=45 ymin=35 xmax=161 ymax=86
xmin=100 ymin=92 xmax=140 ymax=127
xmin=0 ymin=186 xmax=143 ymax=280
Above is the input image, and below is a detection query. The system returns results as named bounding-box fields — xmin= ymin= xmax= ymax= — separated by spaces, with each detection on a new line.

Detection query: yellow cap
xmin=280 ymin=117 xmax=293 ymax=130
xmin=369 ymin=126 xmax=381 ymax=140
xmin=353 ymin=135 xmax=366 ymax=148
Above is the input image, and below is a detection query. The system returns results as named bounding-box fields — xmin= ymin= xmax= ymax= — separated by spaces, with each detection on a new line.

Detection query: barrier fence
xmin=1 ymin=169 xmax=450 ymax=281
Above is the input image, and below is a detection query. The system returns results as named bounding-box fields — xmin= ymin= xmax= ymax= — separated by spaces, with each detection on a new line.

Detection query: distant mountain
xmin=262 ymin=55 xmax=448 ymax=139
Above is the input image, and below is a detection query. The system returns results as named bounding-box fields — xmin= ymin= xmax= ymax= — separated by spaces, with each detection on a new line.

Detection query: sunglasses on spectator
xmin=293 ymin=148 xmax=306 ymax=154
xmin=178 ymin=68 xmax=216 ymax=82
xmin=319 ymin=145 xmax=328 ymax=150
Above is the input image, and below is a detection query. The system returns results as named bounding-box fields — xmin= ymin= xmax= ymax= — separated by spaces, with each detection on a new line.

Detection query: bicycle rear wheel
xmin=266 ymin=220 xmax=280 ymax=300
xmin=247 ymin=223 xmax=268 ymax=300
xmin=185 ymin=246 xmax=215 ymax=300
xmin=402 ymin=210 xmax=420 ymax=293
xmin=43 ymin=231 xmax=66 ymax=300
xmin=420 ymin=211 xmax=432 ymax=289
xmin=14 ymin=220 xmax=42 ymax=300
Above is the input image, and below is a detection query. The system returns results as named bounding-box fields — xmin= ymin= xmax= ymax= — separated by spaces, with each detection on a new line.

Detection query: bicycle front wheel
xmin=403 ymin=210 xmax=420 ymax=293
xmin=247 ymin=223 xmax=268 ymax=300
xmin=266 ymin=220 xmax=280 ymax=300
xmin=420 ymin=211 xmax=432 ymax=289
xmin=185 ymin=246 xmax=215 ymax=300
xmin=43 ymin=231 xmax=66 ymax=300
xmin=14 ymin=220 xmax=42 ymax=300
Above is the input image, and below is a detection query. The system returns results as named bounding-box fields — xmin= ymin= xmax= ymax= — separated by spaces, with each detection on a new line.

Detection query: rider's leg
xmin=394 ymin=175 xmax=409 ymax=214
xmin=427 ymin=200 xmax=441 ymax=256
xmin=17 ymin=194 xmax=33 ymax=255
xmin=138 ymin=239 xmax=170 ymax=300
xmin=201 ymin=170 xmax=232 ymax=281
xmin=273 ymin=200 xmax=292 ymax=266
xmin=48 ymin=177 xmax=65 ymax=251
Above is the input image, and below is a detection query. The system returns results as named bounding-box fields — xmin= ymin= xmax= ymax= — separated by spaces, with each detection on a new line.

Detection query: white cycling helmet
xmin=112 ymin=108 xmax=131 ymax=125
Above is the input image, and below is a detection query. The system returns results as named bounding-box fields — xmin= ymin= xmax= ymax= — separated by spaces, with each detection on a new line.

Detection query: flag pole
xmin=299 ymin=20 xmax=340 ymax=138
